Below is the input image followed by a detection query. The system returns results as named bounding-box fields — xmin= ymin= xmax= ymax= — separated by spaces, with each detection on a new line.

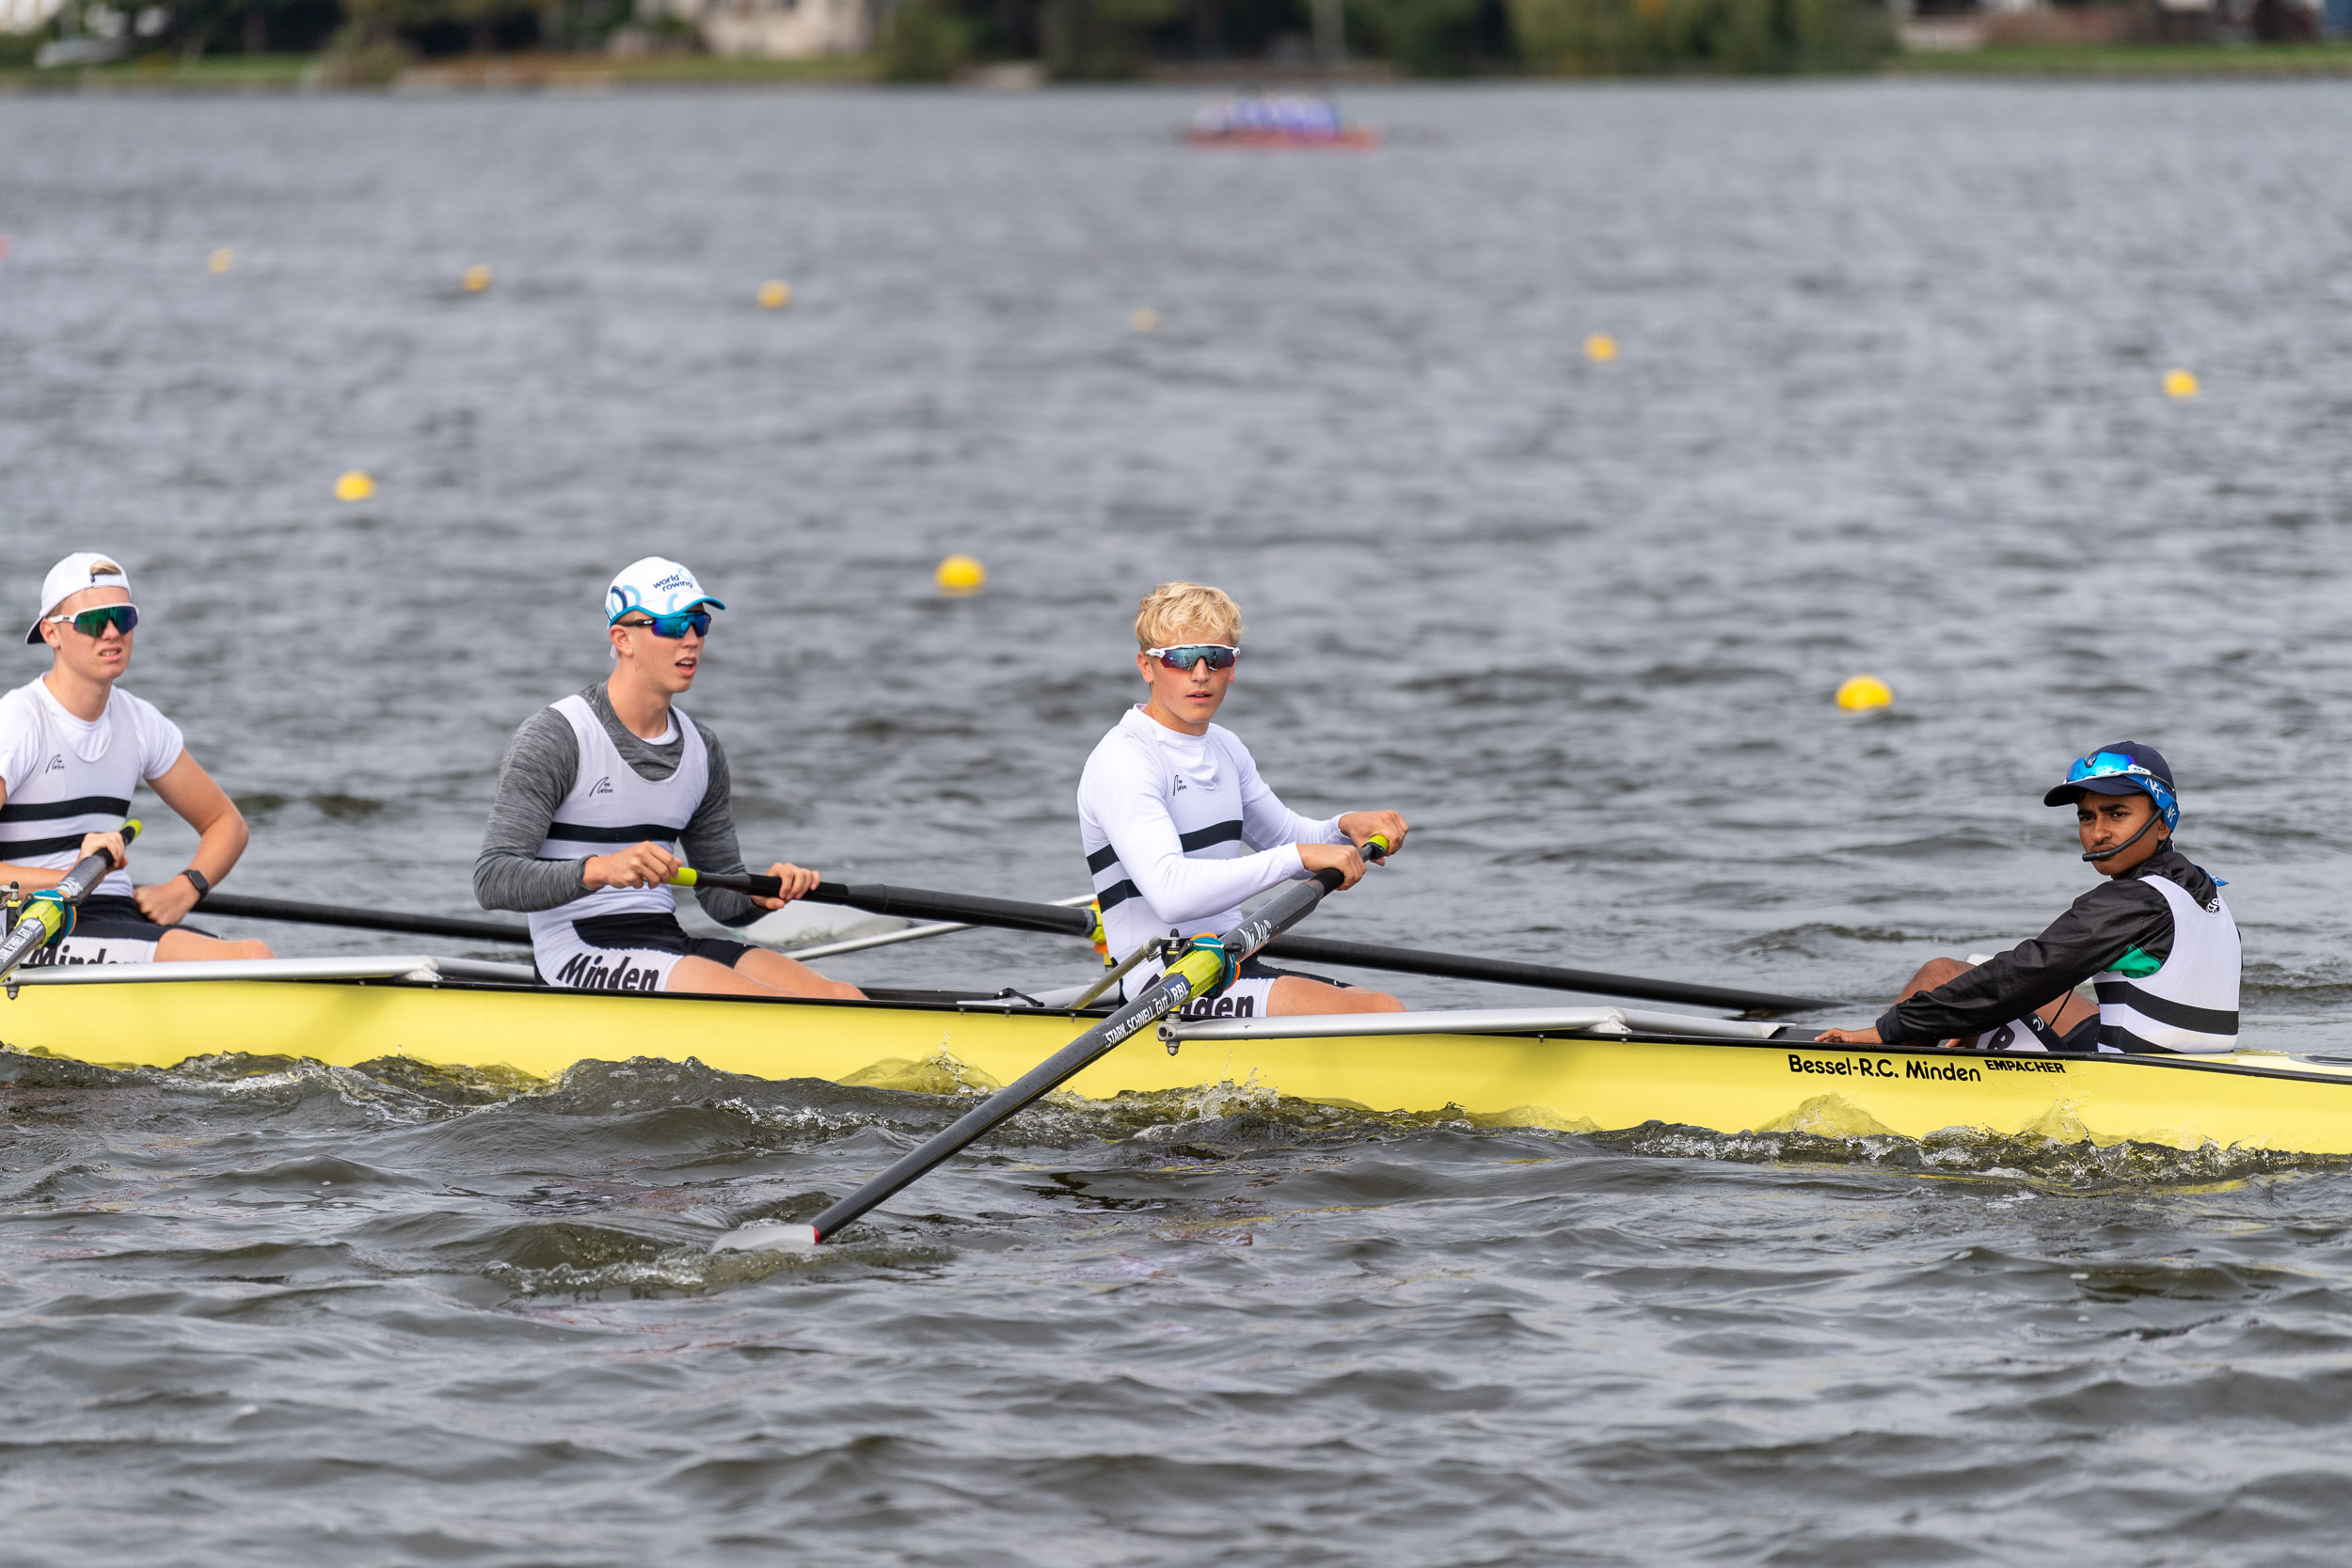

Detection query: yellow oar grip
xmin=19 ymin=900 xmax=66 ymax=945
xmin=122 ymin=819 xmax=142 ymax=843
xmin=1167 ymin=944 xmax=1227 ymax=1005
xmin=668 ymin=868 xmax=700 ymax=887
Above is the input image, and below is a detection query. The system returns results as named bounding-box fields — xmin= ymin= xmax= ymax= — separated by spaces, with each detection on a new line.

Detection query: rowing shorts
xmin=1134 ymin=958 xmax=1353 ymax=1022
xmin=1979 ymin=1012 xmax=2105 ymax=1053
xmin=534 ymin=911 xmax=755 ymax=993
xmin=6 ymin=894 xmax=192 ymax=968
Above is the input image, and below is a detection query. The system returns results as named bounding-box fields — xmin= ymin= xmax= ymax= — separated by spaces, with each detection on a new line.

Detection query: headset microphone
xmin=2080 ymin=809 xmax=2165 ymax=866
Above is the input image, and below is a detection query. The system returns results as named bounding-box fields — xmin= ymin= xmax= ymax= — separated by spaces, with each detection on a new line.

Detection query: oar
xmin=1248 ymin=934 xmax=1832 ymax=1015
xmin=721 ymin=840 xmax=1388 ymax=1251
xmin=199 ymin=893 xmax=531 ymax=944
xmin=690 ymin=871 xmax=1832 ymax=1014
xmin=678 ymin=869 xmax=1089 ymax=939
xmin=761 ymin=893 xmax=1101 ymax=962
xmin=194 ymin=886 xmax=1079 ymax=964
xmin=0 ymin=820 xmax=140 ymax=988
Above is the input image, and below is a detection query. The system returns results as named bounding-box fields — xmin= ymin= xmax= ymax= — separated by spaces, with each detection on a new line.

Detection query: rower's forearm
xmin=472 ymin=849 xmax=591 ymax=911
xmin=1880 ymin=945 xmax=2090 ymax=1042
xmin=1131 ymin=845 xmax=1306 ymax=925
xmin=0 ymin=862 xmax=67 ymax=893
xmin=188 ymin=813 xmax=249 ymax=884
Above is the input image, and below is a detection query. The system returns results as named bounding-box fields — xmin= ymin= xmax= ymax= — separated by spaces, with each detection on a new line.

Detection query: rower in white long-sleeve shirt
xmin=1077 ymin=581 xmax=1408 ymax=1019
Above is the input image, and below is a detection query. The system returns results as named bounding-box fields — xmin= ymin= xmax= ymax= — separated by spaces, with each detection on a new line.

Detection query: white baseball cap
xmin=26 ymin=551 xmax=135 ymax=645
xmin=606 ymin=556 xmax=723 ymax=625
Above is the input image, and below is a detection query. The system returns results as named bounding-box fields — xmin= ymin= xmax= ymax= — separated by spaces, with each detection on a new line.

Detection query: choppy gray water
xmin=7 ymin=80 xmax=2352 ymax=1564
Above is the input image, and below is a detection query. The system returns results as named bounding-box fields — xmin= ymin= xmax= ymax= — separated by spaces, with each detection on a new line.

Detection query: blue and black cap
xmin=2043 ymin=740 xmax=2179 ymax=830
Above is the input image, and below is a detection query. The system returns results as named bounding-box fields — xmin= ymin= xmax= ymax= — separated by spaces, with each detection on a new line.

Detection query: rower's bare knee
xmin=733 ymin=947 xmax=865 ymax=1000
xmin=1268 ymin=977 xmax=1404 ymax=1016
xmin=662 ymin=954 xmax=779 ymax=996
xmin=1899 ymin=957 xmax=1974 ymax=1000
xmin=155 ymin=930 xmax=274 ymax=962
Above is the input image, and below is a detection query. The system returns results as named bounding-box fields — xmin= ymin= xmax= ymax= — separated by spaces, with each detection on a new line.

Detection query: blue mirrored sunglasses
xmin=2066 ymin=751 xmax=2155 ymax=786
xmin=1146 ymin=643 xmax=1238 ymax=672
xmin=47 ymin=605 xmax=137 ymax=638
xmin=2066 ymin=750 xmax=2178 ymax=820
xmin=615 ymin=609 xmax=712 ymax=640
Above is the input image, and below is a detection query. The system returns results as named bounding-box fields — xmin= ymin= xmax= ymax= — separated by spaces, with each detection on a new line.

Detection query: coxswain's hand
xmin=1813 ymin=1026 xmax=1883 ymax=1045
xmin=584 ymin=841 xmax=680 ymax=891
xmin=751 ymin=862 xmax=820 ymax=911
xmin=136 ymin=876 xmax=199 ymax=928
xmin=78 ymin=830 xmax=128 ymax=870
xmin=1337 ymin=810 xmax=1409 ymax=857
xmin=1298 ymin=841 xmax=1369 ymax=889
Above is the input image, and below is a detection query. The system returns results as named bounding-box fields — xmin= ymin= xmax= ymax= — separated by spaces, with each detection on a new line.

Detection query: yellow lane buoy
xmin=209 ymin=247 xmax=234 ymax=275
xmin=334 ymin=469 xmax=375 ymax=503
xmin=757 ymin=279 xmax=791 ymax=310
xmin=1129 ymin=308 xmax=1160 ymax=333
xmin=935 ymin=554 xmax=987 ymax=595
xmin=1836 ymin=674 xmax=1892 ymax=712
xmin=463 ymin=263 xmax=493 ymax=293
xmin=1585 ymin=333 xmax=1618 ymax=363
xmin=2163 ymin=369 xmax=2199 ymax=400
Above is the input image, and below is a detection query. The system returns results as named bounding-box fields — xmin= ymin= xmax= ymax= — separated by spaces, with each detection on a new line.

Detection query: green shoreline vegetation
xmin=1888 ymin=39 xmax=2352 ymax=71
xmin=1 ymin=0 xmax=2347 ymax=90
xmin=8 ymin=40 xmax=2352 ymax=89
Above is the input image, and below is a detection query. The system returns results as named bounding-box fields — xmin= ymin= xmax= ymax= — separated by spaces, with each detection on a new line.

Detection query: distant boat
xmin=1184 ymin=95 xmax=1379 ymax=150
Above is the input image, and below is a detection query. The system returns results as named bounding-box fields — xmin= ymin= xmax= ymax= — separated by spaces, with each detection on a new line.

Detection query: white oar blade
xmin=713 ymin=1220 xmax=821 ymax=1253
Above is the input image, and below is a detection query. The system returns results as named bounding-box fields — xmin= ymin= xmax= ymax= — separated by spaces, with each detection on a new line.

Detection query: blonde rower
xmin=1077 ymin=581 xmax=1408 ymax=1021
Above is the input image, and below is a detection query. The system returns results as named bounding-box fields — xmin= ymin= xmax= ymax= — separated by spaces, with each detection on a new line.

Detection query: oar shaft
xmin=1259 ymin=934 xmax=1832 ymax=1014
xmin=677 ymin=868 xmax=1100 ymax=940
xmin=197 ymin=894 xmax=531 ymax=945
xmin=807 ymin=880 xmax=1089 ymax=939
xmin=794 ymin=877 xmax=1829 ymax=1013
xmin=805 ymin=863 xmax=1357 ymax=1243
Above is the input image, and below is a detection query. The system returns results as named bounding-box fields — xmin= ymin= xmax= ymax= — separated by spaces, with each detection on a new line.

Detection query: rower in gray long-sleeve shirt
xmin=475 ymin=681 xmax=760 ymax=927
xmin=474 ymin=554 xmax=860 ymax=1001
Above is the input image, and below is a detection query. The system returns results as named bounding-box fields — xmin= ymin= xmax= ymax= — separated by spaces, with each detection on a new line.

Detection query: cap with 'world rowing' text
xmin=25 ymin=552 xmax=135 ymax=645
xmin=2043 ymin=740 xmax=2180 ymax=830
xmin=606 ymin=557 xmax=724 ymax=626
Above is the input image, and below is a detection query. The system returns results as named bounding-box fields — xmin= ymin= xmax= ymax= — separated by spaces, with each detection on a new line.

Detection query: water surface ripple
xmin=5 ymin=82 xmax=2352 ymax=1565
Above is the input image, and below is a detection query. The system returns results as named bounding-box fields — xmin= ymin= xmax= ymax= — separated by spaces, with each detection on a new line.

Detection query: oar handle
xmin=800 ymin=833 xmax=1380 ymax=1245
xmin=0 ymin=819 xmax=140 ymax=983
xmin=670 ymin=867 xmax=784 ymax=899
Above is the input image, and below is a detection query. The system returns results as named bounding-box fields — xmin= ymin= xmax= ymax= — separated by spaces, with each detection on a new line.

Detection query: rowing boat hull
xmin=6 ymin=976 xmax=2350 ymax=1153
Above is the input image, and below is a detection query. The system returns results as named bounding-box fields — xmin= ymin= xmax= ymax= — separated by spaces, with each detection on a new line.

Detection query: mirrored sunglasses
xmin=615 ymin=610 xmax=712 ymax=640
xmin=1146 ymin=643 xmax=1238 ymax=672
xmin=48 ymin=605 xmax=138 ymax=638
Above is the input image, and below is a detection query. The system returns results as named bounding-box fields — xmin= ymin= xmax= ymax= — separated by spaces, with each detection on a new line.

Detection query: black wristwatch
xmin=180 ymin=867 xmax=212 ymax=898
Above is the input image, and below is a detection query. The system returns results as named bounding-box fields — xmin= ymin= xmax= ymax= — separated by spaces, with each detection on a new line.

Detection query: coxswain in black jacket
xmin=1816 ymin=740 xmax=2243 ymax=1055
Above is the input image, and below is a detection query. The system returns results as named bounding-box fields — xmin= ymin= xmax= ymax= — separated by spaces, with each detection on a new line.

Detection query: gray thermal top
xmin=472 ymin=681 xmax=760 ymax=927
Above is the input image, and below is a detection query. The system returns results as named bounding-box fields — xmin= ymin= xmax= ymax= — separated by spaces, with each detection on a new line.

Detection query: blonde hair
xmin=1134 ymin=581 xmax=1242 ymax=649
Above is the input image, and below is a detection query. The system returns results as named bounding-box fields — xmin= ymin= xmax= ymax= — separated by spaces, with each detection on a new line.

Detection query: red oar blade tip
xmin=711 ymin=1220 xmax=821 ymax=1254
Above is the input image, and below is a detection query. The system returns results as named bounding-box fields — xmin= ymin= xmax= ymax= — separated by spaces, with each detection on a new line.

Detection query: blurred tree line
xmin=881 ymin=0 xmax=1890 ymax=76
xmin=12 ymin=0 xmax=1888 ymax=74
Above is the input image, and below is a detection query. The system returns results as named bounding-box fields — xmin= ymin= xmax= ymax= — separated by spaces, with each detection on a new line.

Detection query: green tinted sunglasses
xmin=47 ymin=605 xmax=138 ymax=638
